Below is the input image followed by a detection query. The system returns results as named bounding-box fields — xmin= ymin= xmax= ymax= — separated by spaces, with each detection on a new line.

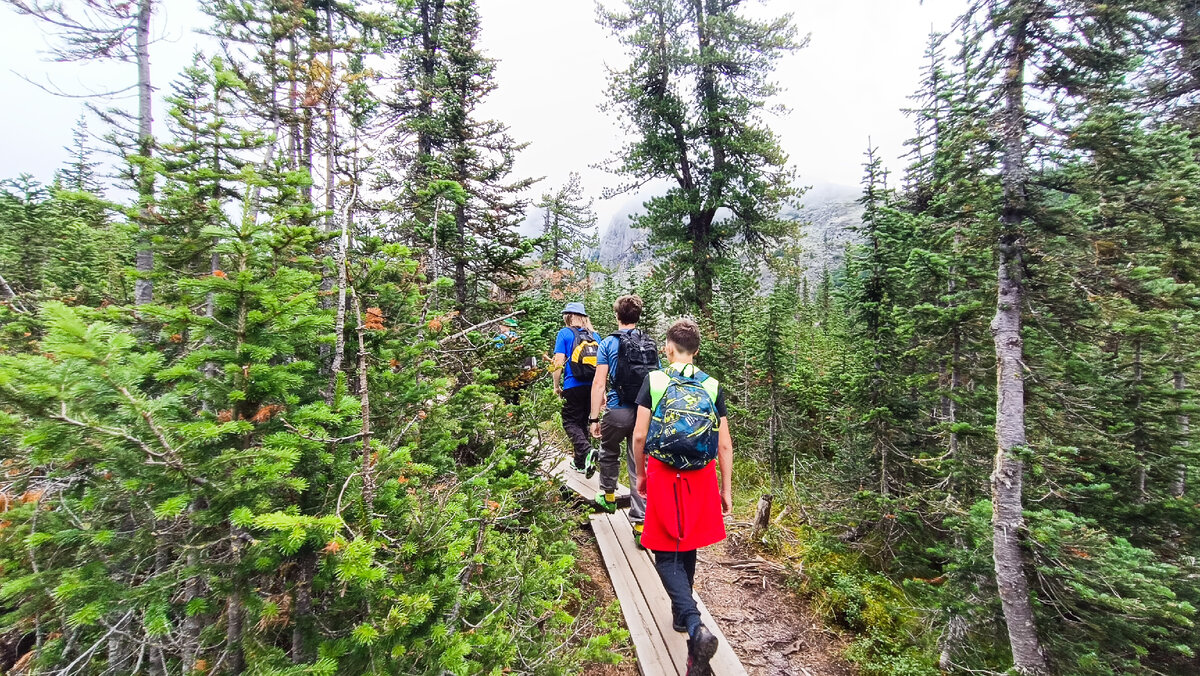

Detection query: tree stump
xmin=751 ymin=494 xmax=774 ymax=542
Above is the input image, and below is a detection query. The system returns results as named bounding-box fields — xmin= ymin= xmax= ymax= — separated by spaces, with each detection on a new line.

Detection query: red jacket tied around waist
xmin=640 ymin=456 xmax=726 ymax=552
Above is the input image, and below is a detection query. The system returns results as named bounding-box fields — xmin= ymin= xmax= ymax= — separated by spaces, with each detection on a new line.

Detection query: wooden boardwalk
xmin=544 ymin=452 xmax=748 ymax=676
xmin=544 ymin=455 xmax=632 ymax=508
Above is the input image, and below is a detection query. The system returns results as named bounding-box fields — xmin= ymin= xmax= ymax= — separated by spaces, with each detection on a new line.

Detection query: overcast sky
xmin=0 ymin=0 xmax=965 ymax=227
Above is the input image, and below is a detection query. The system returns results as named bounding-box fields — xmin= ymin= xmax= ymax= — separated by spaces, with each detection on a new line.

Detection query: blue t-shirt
xmin=597 ymin=330 xmax=632 ymax=409
xmin=554 ymin=326 xmax=601 ymax=390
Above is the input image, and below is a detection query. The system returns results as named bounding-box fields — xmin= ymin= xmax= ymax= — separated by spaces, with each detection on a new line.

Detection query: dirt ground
xmin=573 ymin=525 xmax=855 ymax=676
xmin=694 ymin=541 xmax=856 ymax=676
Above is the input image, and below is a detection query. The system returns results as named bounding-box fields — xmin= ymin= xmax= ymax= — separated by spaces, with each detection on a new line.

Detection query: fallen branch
xmin=437 ymin=311 xmax=525 ymax=346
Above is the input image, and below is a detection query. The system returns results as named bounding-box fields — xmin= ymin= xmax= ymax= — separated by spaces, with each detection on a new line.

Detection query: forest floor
xmin=573 ymin=525 xmax=856 ymax=676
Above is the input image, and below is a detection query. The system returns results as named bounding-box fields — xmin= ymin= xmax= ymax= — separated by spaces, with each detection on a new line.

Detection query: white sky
xmin=0 ymin=0 xmax=965 ymax=225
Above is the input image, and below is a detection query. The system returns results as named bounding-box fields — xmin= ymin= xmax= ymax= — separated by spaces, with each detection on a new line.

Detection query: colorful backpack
xmin=610 ymin=329 xmax=658 ymax=406
xmin=645 ymin=365 xmax=720 ymax=470
xmin=568 ymin=327 xmax=599 ymax=381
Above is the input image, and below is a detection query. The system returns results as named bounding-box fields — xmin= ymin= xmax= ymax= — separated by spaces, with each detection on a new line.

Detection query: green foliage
xmin=784 ymin=527 xmax=939 ymax=676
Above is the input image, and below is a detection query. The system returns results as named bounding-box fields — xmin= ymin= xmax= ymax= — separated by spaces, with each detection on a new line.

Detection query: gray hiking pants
xmin=598 ymin=406 xmax=645 ymax=524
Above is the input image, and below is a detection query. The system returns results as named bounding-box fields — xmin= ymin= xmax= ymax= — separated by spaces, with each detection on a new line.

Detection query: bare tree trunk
xmin=1175 ymin=370 xmax=1189 ymax=497
xmin=329 ymin=221 xmax=349 ymax=402
xmin=323 ymin=4 xmax=337 ymax=236
xmin=990 ymin=10 xmax=1047 ymax=674
xmin=352 ymin=293 xmax=376 ymax=520
xmin=288 ymin=36 xmax=300 ymax=168
xmin=107 ymin=613 xmax=131 ymax=672
xmin=226 ymin=524 xmax=246 ymax=674
xmin=180 ymin=502 xmax=205 ymax=673
xmin=133 ymin=0 xmax=155 ymax=306
xmin=453 ymin=192 xmax=469 ymax=319
xmin=290 ymin=551 xmax=316 ymax=663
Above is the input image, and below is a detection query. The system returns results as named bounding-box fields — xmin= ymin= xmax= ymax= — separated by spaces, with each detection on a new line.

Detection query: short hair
xmin=665 ymin=318 xmax=701 ymax=355
xmin=613 ymin=294 xmax=643 ymax=325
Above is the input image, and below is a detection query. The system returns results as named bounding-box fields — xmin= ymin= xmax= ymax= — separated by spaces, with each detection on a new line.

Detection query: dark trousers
xmin=653 ymin=549 xmax=699 ymax=630
xmin=599 ymin=406 xmax=645 ymax=522
xmin=561 ymin=385 xmax=592 ymax=467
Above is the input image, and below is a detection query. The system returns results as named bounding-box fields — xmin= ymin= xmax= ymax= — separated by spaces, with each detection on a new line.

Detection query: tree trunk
xmin=329 ymin=220 xmax=349 ymax=402
xmin=1175 ymin=370 xmax=1189 ymax=497
xmin=133 ymin=0 xmax=155 ymax=306
xmin=180 ymin=501 xmax=206 ymax=673
xmin=226 ymin=525 xmax=246 ymax=674
xmin=990 ymin=9 xmax=1047 ymax=674
xmin=290 ymin=551 xmax=316 ymax=663
xmin=454 ymin=190 xmax=469 ymax=319
xmin=353 ymin=293 xmax=376 ymax=521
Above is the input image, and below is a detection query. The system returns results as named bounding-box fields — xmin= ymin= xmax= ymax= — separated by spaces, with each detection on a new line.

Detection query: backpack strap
xmin=647 ymin=369 xmax=670 ymax=412
xmin=699 ymin=374 xmax=719 ymax=405
xmin=648 ymin=365 xmax=722 ymax=427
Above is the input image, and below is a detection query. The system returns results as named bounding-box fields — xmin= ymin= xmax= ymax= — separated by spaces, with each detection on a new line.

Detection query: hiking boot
xmin=672 ymin=613 xmax=686 ymax=633
xmin=571 ymin=460 xmax=586 ymax=473
xmin=594 ymin=491 xmax=617 ymax=513
xmin=633 ymin=523 xmax=646 ymax=551
xmin=685 ymin=624 xmax=718 ymax=676
xmin=584 ymin=447 xmax=597 ymax=479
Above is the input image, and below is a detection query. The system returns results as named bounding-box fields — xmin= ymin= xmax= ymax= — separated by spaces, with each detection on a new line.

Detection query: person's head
xmin=613 ymin=294 xmax=643 ymax=326
xmin=663 ymin=318 xmax=701 ymax=361
xmin=561 ymin=301 xmax=593 ymax=331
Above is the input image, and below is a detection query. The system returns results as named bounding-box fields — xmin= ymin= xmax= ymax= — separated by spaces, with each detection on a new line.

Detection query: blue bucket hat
xmin=562 ymin=302 xmax=587 ymax=317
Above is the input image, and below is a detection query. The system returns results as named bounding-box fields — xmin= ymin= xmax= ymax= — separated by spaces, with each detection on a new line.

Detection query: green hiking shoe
xmin=584 ymin=446 xmax=597 ymax=480
xmin=594 ymin=491 xmax=617 ymax=513
xmin=633 ymin=523 xmax=646 ymax=550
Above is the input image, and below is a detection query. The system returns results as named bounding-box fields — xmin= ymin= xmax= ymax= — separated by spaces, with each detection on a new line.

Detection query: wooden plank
xmin=603 ymin=513 xmax=692 ymax=669
xmin=545 ymin=455 xmax=631 ymax=507
xmin=591 ymin=513 xmax=680 ymax=676
xmin=605 ymin=513 xmax=749 ymax=676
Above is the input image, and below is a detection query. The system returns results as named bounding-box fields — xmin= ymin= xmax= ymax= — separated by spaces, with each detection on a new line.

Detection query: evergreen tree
xmin=535 ymin=172 xmax=598 ymax=277
xmin=4 ymin=0 xmax=158 ymax=305
xmin=599 ymin=0 xmax=802 ymax=317
xmin=58 ymin=116 xmax=105 ymax=196
xmin=384 ymin=0 xmax=533 ymax=325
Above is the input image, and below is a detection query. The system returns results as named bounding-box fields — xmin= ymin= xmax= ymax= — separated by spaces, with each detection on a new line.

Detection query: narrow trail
xmin=543 ymin=452 xmax=855 ymax=676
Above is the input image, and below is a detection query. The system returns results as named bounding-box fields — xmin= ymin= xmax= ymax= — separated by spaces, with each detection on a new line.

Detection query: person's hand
xmin=721 ymin=488 xmax=733 ymax=516
xmin=636 ymin=474 xmax=648 ymax=499
xmin=553 ymin=386 xmax=563 ymax=399
xmin=590 ymin=422 xmax=601 ymax=438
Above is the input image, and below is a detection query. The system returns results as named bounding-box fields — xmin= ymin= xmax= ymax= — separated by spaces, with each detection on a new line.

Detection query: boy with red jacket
xmin=631 ymin=319 xmax=732 ymax=676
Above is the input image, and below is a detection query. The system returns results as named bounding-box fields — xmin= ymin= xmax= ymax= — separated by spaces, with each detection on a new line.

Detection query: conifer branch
xmin=278 ymin=418 xmax=365 ymax=444
xmin=52 ymin=402 xmax=164 ymax=461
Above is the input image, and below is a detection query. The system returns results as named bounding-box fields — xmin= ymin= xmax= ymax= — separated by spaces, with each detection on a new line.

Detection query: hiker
xmin=552 ymin=302 xmax=601 ymax=474
xmin=589 ymin=295 xmax=658 ymax=542
xmin=631 ymin=318 xmax=732 ymax=676
xmin=492 ymin=316 xmax=519 ymax=348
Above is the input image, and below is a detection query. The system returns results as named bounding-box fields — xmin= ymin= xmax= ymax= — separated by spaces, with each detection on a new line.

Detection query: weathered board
xmin=591 ymin=511 xmax=748 ymax=676
xmin=543 ymin=454 xmax=632 ymax=508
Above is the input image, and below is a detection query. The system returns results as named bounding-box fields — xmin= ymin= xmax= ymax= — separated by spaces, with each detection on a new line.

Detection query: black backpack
xmin=610 ymin=329 xmax=658 ymax=406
